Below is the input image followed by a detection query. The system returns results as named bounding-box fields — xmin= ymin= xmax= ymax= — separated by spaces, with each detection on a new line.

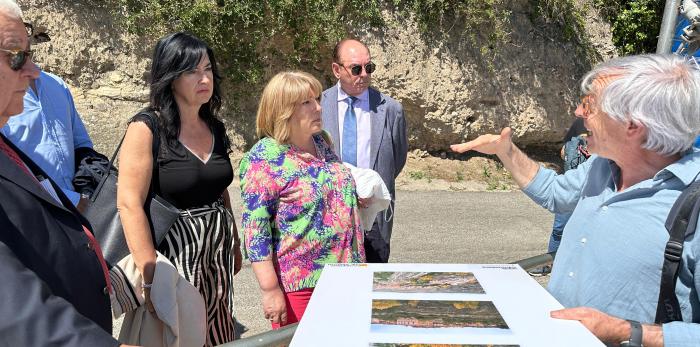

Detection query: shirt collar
xmin=336 ymin=82 xmax=369 ymax=103
xmin=597 ymin=148 xmax=700 ymax=188
xmin=27 ymin=70 xmax=45 ymax=97
xmin=657 ymin=147 xmax=700 ymax=185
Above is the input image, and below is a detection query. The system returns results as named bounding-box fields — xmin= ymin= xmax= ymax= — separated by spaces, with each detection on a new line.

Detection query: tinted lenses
xmin=349 ymin=62 xmax=376 ymax=76
xmin=7 ymin=50 xmax=32 ymax=71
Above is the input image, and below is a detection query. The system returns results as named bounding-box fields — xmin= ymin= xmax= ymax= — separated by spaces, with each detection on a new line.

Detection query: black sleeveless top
xmin=131 ymin=114 xmax=233 ymax=209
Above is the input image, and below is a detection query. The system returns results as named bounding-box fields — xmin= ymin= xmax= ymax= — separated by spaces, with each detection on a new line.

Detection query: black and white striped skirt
xmin=157 ymin=198 xmax=236 ymax=346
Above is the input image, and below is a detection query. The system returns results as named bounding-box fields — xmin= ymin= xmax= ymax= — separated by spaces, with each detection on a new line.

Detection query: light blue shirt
xmin=523 ymin=150 xmax=700 ymax=346
xmin=1 ymin=71 xmax=93 ymax=205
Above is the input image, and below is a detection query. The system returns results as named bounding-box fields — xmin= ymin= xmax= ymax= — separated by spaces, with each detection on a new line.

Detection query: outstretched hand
xmin=450 ymin=127 xmax=514 ymax=156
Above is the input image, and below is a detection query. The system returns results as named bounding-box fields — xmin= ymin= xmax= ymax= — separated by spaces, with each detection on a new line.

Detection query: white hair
xmin=581 ymin=54 xmax=700 ymax=156
xmin=0 ymin=0 xmax=22 ymax=19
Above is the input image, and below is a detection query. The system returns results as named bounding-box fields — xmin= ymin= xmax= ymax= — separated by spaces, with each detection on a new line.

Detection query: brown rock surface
xmin=20 ymin=0 xmax=616 ymax=155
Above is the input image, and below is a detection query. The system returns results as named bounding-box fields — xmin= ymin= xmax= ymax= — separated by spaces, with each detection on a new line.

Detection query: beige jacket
xmin=111 ymin=252 xmax=206 ymax=347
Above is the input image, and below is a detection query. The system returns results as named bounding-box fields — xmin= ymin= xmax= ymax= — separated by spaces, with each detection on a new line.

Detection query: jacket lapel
xmin=0 ymin=136 xmax=72 ymax=213
xmin=322 ymin=85 xmax=341 ymax=155
xmin=369 ymin=88 xmax=386 ymax=170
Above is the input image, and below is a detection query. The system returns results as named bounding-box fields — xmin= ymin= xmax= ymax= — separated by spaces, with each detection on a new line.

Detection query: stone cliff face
xmin=20 ymin=0 xmax=616 ymax=154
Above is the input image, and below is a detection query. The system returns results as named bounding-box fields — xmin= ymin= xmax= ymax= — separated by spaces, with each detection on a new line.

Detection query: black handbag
xmin=83 ymin=111 xmax=180 ymax=265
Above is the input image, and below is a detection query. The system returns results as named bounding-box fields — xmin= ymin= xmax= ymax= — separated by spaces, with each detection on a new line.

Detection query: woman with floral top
xmin=240 ymin=71 xmax=365 ymax=328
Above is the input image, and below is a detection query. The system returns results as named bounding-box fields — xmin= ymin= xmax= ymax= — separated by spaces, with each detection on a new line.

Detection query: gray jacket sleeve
xmin=0 ymin=241 xmax=119 ymax=347
xmin=392 ymin=102 xmax=408 ymax=178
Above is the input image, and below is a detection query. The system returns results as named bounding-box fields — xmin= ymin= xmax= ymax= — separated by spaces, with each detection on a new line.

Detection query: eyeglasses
xmin=341 ymin=62 xmax=376 ymax=76
xmin=579 ymin=95 xmax=595 ymax=119
xmin=0 ymin=48 xmax=33 ymax=71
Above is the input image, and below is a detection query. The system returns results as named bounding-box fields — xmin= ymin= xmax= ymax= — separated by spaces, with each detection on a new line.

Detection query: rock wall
xmin=19 ymin=0 xmax=616 ymax=154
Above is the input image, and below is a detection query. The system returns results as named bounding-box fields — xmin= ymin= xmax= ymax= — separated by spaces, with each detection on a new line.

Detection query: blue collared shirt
xmin=523 ymin=149 xmax=700 ymax=346
xmin=1 ymin=71 xmax=93 ymax=206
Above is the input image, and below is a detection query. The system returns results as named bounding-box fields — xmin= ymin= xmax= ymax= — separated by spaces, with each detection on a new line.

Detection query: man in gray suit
xmin=321 ymin=38 xmax=408 ymax=263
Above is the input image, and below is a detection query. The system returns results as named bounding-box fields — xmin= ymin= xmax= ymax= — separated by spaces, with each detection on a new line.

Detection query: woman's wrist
xmin=135 ymin=253 xmax=157 ymax=283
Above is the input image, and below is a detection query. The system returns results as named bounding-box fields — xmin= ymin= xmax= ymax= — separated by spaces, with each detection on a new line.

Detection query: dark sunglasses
xmin=0 ymin=48 xmax=33 ymax=71
xmin=342 ymin=62 xmax=376 ymax=76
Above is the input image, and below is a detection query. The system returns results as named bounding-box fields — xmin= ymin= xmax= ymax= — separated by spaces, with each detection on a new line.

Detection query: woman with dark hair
xmin=117 ymin=32 xmax=241 ymax=345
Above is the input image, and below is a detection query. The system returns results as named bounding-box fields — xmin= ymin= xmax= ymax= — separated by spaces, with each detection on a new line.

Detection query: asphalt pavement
xmin=231 ymin=188 xmax=554 ymax=338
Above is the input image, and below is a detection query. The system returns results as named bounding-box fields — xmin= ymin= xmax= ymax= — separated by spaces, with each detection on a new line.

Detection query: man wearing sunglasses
xmin=452 ymin=54 xmax=700 ymax=346
xmin=0 ymin=1 xmax=128 ymax=346
xmin=321 ymin=38 xmax=408 ymax=263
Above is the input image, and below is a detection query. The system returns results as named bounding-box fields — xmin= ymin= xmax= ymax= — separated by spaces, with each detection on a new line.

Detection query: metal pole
xmin=658 ymin=0 xmax=681 ymax=53
xmin=223 ymin=322 xmax=298 ymax=347
xmin=510 ymin=252 xmax=556 ymax=271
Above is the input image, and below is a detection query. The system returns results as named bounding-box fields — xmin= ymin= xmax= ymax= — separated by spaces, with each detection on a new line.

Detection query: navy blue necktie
xmin=342 ymin=96 xmax=358 ymax=166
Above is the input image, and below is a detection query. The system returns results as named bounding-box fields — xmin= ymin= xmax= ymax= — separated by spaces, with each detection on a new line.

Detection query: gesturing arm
xmin=451 ymin=127 xmax=540 ymax=188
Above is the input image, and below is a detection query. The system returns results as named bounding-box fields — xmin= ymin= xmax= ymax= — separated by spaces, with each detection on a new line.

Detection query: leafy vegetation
xmin=533 ymin=0 xmax=665 ymax=58
xmin=594 ymin=0 xmax=663 ymax=54
xmin=106 ymin=0 xmax=509 ymax=89
xmin=532 ymin=0 xmax=601 ymax=63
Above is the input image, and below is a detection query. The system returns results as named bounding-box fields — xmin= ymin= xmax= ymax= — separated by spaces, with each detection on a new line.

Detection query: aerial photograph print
xmin=373 ymin=272 xmax=486 ymax=294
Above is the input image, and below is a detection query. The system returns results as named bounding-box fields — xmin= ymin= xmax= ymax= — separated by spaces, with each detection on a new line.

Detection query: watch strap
xmin=621 ymin=320 xmax=643 ymax=347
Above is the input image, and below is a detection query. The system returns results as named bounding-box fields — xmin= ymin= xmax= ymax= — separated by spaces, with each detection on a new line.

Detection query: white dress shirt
xmin=337 ymin=83 xmax=372 ymax=169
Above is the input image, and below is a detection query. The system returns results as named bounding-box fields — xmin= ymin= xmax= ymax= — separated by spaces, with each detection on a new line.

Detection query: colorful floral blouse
xmin=240 ymin=134 xmax=365 ymax=292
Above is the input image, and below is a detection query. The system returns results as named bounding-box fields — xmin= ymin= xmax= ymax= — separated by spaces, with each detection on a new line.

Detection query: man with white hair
xmin=452 ymin=54 xmax=700 ymax=346
xmin=0 ymin=1 xmax=127 ymax=345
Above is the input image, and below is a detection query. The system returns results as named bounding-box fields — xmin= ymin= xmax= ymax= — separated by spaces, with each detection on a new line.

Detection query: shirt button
xmin=568 ymin=272 xmax=575 ymax=277
xmin=86 ymin=242 xmax=94 ymax=251
xmin=103 ymin=286 xmax=109 ymax=295
xmin=602 ymin=206 xmax=608 ymax=211
xmin=581 ymin=238 xmax=587 ymax=244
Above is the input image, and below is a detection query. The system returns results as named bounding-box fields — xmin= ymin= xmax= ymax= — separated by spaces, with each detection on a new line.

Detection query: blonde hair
xmin=256 ymin=71 xmax=323 ymax=143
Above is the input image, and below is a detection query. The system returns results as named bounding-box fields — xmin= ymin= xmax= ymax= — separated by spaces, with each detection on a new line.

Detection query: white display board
xmin=291 ymin=263 xmax=604 ymax=347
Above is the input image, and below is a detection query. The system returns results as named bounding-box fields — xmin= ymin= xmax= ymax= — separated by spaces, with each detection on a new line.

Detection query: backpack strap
xmin=655 ymin=179 xmax=700 ymax=323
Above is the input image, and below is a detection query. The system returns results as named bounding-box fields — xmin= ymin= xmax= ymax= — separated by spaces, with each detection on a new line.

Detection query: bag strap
xmin=655 ymin=179 xmax=700 ymax=323
xmin=90 ymin=110 xmax=161 ymax=201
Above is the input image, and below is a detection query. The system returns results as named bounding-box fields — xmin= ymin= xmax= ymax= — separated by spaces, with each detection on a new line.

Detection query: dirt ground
xmin=395 ymin=147 xmax=562 ymax=191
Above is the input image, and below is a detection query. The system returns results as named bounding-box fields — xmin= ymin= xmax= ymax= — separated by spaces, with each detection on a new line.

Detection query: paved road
xmin=231 ymin=188 xmax=554 ymax=338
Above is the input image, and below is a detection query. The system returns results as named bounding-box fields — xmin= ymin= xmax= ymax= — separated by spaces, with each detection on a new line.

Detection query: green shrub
xmin=594 ymin=0 xmax=664 ymax=54
xmin=534 ymin=0 xmax=664 ymax=58
xmin=531 ymin=0 xmax=600 ymax=64
xmin=106 ymin=0 xmax=509 ymax=89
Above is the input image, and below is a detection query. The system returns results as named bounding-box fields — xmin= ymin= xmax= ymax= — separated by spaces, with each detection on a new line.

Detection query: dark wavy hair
xmin=148 ymin=32 xmax=224 ymax=145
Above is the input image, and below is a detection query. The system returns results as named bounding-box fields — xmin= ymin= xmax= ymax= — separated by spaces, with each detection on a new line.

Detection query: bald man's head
xmin=333 ymin=39 xmax=370 ymax=64
xmin=331 ymin=38 xmax=374 ymax=96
